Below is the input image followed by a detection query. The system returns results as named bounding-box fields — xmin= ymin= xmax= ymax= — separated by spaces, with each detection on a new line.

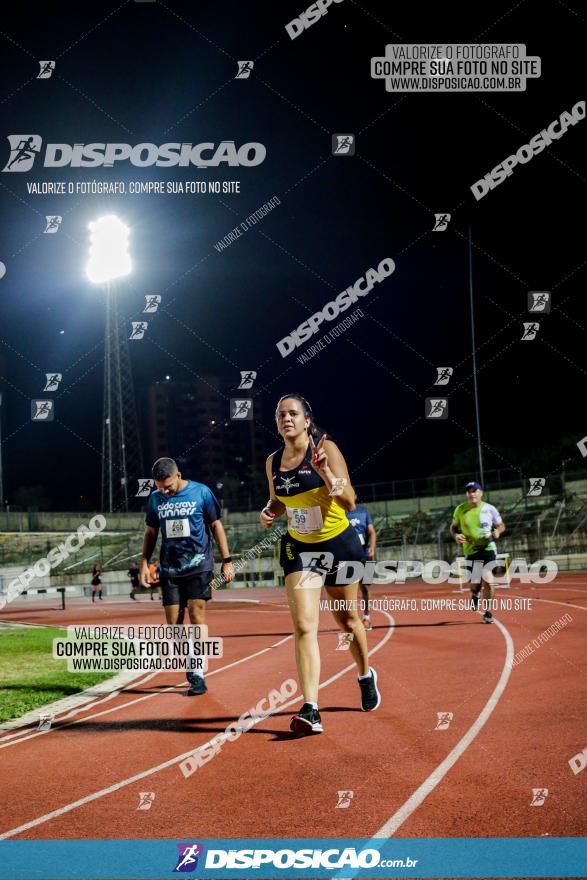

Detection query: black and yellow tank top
xmin=271 ymin=444 xmax=349 ymax=543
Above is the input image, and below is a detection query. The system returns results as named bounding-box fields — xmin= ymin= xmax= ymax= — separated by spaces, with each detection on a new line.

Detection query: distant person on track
xmin=128 ymin=559 xmax=140 ymax=601
xmin=149 ymin=558 xmax=161 ymax=600
xmin=346 ymin=501 xmax=377 ymax=630
xmin=260 ymin=393 xmax=381 ymax=736
xmin=91 ymin=563 xmax=103 ymax=602
xmin=450 ymin=481 xmax=506 ymax=624
xmin=140 ymin=457 xmax=235 ymax=695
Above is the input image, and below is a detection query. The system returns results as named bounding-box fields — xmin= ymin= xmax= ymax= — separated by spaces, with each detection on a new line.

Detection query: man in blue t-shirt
xmin=140 ymin=457 xmax=235 ymax=694
xmin=346 ymin=502 xmax=377 ymax=630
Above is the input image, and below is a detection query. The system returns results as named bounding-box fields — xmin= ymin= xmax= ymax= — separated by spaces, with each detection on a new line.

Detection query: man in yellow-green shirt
xmin=451 ymin=481 xmax=506 ymax=624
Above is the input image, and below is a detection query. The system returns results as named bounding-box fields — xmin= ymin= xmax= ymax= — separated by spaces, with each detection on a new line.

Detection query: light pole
xmin=87 ymin=216 xmax=142 ymax=513
xmin=468 ymin=224 xmax=485 ymax=487
xmin=0 ymin=391 xmax=4 ymax=509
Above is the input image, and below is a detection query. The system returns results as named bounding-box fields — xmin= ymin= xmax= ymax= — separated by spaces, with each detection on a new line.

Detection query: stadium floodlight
xmin=86 ymin=215 xmax=131 ymax=284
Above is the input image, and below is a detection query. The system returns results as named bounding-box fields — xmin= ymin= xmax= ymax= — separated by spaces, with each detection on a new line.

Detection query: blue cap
xmin=465 ymin=481 xmax=482 ymax=491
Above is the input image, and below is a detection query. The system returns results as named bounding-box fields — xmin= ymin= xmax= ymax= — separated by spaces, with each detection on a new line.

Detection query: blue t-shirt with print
xmin=346 ymin=505 xmax=373 ymax=557
xmin=145 ymin=480 xmax=221 ymax=577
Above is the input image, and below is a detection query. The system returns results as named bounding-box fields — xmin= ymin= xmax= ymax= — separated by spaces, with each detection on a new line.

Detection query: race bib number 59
xmin=287 ymin=506 xmax=323 ymax=535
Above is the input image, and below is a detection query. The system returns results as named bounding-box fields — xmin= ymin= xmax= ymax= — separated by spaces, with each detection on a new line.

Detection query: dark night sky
xmin=0 ymin=1 xmax=585 ymax=508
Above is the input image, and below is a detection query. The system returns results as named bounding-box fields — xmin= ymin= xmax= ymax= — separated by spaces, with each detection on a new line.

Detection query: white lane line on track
xmin=0 ymin=614 xmax=395 ymax=840
xmin=372 ymin=615 xmax=514 ymax=839
xmin=0 ymin=634 xmax=294 ymax=751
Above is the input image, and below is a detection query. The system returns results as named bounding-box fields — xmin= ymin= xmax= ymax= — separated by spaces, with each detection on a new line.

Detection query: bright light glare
xmin=87 ymin=215 xmax=131 ymax=284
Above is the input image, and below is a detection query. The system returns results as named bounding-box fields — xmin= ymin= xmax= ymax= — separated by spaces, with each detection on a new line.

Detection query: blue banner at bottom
xmin=0 ymin=838 xmax=585 ymax=879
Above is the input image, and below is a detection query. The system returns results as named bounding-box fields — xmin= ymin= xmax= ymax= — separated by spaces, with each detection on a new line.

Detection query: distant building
xmin=146 ymin=376 xmax=265 ymax=495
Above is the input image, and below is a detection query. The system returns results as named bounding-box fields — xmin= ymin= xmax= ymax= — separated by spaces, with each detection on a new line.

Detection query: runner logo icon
xmin=521 ymin=322 xmax=539 ymax=341
xmin=332 ymin=134 xmax=355 ymax=155
xmin=433 ymin=213 xmax=451 ymax=231
xmin=336 ymin=790 xmax=354 ymax=808
xmin=527 ymin=478 xmax=546 ymax=497
xmin=530 ymin=788 xmax=548 ymax=806
xmin=174 ymin=843 xmax=204 ymax=872
xmin=528 ymin=291 xmax=551 ymax=313
xmin=425 ymin=398 xmax=448 ymax=419
xmin=236 ymin=61 xmax=254 ymax=78
xmin=144 ymin=295 xmax=161 ymax=313
xmin=2 ymin=135 xmax=42 ymax=172
xmin=37 ymin=61 xmax=55 ymax=79
xmin=435 ymin=367 xmax=453 ymax=386
xmin=238 ymin=370 xmax=256 ymax=389
xmin=137 ymin=792 xmax=155 ymax=810
xmin=130 ymin=322 xmax=148 ymax=340
xmin=435 ymin=711 xmax=453 ymax=730
xmin=31 ymin=400 xmax=54 ymax=421
xmin=44 ymin=215 xmax=62 ymax=234
xmin=43 ymin=373 xmax=62 ymax=391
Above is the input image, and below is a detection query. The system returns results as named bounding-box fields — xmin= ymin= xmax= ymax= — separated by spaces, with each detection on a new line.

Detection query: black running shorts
xmin=160 ymin=571 xmax=212 ymax=606
xmin=280 ymin=525 xmax=365 ymax=587
xmin=464 ymin=549 xmax=497 ymax=585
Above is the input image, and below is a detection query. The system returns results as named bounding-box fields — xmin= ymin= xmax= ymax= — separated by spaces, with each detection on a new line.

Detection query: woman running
xmin=91 ymin=563 xmax=103 ymax=602
xmin=260 ymin=393 xmax=381 ymax=735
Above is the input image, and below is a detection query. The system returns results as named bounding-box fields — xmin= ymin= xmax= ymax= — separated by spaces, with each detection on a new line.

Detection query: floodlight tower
xmin=87 ymin=215 xmax=143 ymax=513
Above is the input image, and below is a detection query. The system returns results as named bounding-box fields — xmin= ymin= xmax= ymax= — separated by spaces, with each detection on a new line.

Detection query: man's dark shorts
xmin=160 ymin=571 xmax=212 ymax=607
xmin=465 ymin=549 xmax=497 ymax=585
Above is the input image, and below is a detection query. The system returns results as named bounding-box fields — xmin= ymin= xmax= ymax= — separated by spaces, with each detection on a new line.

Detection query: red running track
xmin=0 ymin=574 xmax=585 ymax=848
